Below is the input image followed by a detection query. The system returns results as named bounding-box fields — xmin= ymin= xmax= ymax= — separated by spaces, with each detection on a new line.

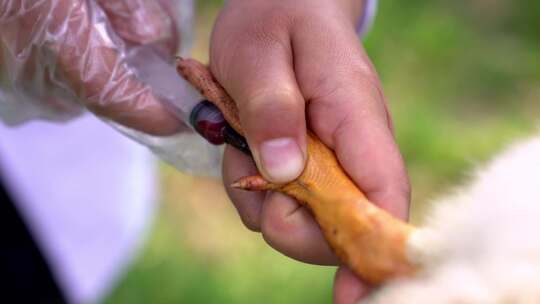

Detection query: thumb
xmin=210 ymin=30 xmax=307 ymax=183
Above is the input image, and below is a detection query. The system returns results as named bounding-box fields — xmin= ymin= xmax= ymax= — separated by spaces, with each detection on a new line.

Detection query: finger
xmin=292 ymin=17 xmax=410 ymax=219
xmin=210 ymin=11 xmax=307 ymax=184
xmin=222 ymin=145 xmax=264 ymax=232
xmin=96 ymin=0 xmax=178 ymax=53
xmin=334 ymin=266 xmax=371 ymax=304
xmin=54 ymin=0 xmax=184 ymax=135
xmin=223 ymin=136 xmax=338 ymax=263
xmin=261 ymin=192 xmax=338 ymax=264
xmin=224 ymin=143 xmax=337 ymax=263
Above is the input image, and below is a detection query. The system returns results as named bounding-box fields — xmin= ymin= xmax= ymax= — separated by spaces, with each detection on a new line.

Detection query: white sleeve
xmin=357 ymin=0 xmax=378 ymax=37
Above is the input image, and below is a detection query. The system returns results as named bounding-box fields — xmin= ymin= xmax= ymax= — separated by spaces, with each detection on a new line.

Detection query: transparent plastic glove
xmin=0 ymin=0 xmax=221 ymax=174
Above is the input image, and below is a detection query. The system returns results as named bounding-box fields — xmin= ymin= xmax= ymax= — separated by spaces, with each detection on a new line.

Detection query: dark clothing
xmin=0 ymin=178 xmax=66 ymax=303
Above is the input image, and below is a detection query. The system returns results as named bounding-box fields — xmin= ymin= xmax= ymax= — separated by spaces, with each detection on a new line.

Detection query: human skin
xmin=211 ymin=0 xmax=411 ymax=303
xmin=3 ymin=1 xmax=408 ymax=301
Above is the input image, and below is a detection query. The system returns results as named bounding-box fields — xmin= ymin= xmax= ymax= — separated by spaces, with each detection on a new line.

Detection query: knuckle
xmin=220 ymin=4 xmax=294 ymax=58
xmin=246 ymin=87 xmax=301 ymax=110
xmin=260 ymin=195 xmax=300 ymax=242
xmin=238 ymin=21 xmax=291 ymax=63
xmin=248 ymin=8 xmax=293 ymax=42
xmin=319 ymin=67 xmax=380 ymax=103
xmin=261 ymin=216 xmax=286 ymax=245
xmin=239 ymin=88 xmax=304 ymax=132
xmin=224 ymin=189 xmax=263 ymax=232
xmin=241 ymin=216 xmax=261 ymax=232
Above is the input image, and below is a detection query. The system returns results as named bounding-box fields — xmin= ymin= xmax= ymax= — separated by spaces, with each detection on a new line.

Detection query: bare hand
xmin=211 ymin=1 xmax=410 ymax=302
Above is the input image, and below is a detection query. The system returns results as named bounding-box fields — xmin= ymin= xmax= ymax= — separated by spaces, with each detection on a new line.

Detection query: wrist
xmin=356 ymin=0 xmax=377 ymax=36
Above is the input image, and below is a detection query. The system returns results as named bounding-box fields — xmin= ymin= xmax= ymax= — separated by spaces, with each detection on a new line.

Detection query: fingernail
xmin=258 ymin=138 xmax=304 ymax=183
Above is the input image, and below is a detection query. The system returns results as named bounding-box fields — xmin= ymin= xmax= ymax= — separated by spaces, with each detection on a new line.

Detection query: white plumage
xmin=366 ymin=136 xmax=540 ymax=304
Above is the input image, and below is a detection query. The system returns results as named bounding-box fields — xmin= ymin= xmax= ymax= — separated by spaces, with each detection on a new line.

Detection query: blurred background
xmin=105 ymin=0 xmax=540 ymax=303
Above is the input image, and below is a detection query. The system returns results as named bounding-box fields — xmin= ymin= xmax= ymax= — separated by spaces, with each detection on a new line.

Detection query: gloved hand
xmin=0 ymin=0 xmax=195 ymax=135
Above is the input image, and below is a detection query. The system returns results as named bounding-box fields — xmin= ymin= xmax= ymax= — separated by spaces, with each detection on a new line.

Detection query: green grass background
xmin=105 ymin=1 xmax=540 ymax=303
